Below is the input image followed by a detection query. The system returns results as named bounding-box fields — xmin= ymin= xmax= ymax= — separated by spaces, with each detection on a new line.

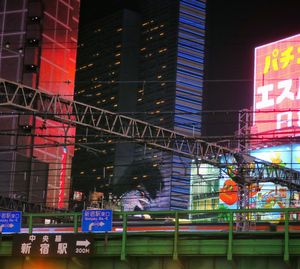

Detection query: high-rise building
xmin=0 ymin=0 xmax=80 ymax=209
xmin=73 ymin=0 xmax=206 ymax=210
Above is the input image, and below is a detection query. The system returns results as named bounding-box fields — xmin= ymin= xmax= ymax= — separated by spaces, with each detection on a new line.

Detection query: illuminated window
xmin=96 ymin=176 xmax=101 ymax=180
xmin=158 ymin=48 xmax=167 ymax=53
xmin=157 ymin=75 xmax=162 ymax=79
xmin=113 ymin=104 xmax=118 ymax=107
xmin=115 ymin=53 xmax=121 ymax=57
xmin=115 ymin=61 xmax=120 ymax=65
xmin=159 ymin=32 xmax=165 ymax=36
xmin=110 ymin=96 xmax=115 ymax=100
xmin=92 ymin=169 xmax=96 ymax=172
xmin=96 ymin=92 xmax=101 ymax=96
xmin=80 ymin=171 xmax=84 ymax=175
xmin=116 ymin=28 xmax=122 ymax=32
xmin=140 ymin=47 xmax=146 ymax=51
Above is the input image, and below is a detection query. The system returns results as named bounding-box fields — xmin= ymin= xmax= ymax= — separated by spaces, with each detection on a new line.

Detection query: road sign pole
xmin=29 ymin=215 xmax=33 ymax=234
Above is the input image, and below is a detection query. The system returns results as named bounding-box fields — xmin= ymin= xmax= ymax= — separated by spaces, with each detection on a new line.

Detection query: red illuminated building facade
xmin=0 ymin=0 xmax=80 ymax=208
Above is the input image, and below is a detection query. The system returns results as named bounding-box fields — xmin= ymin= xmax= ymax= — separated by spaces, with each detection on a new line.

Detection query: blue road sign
xmin=0 ymin=211 xmax=22 ymax=233
xmin=81 ymin=209 xmax=112 ymax=232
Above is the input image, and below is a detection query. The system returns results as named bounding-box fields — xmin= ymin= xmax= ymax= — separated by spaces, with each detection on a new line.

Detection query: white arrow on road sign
xmin=76 ymin=239 xmax=91 ymax=248
xmin=0 ymin=223 xmax=14 ymax=232
xmin=88 ymin=221 xmax=105 ymax=231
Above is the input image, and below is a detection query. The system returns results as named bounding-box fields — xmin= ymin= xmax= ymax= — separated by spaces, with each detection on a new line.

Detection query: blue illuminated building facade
xmin=172 ymin=0 xmax=206 ymax=209
xmin=74 ymin=0 xmax=206 ymax=210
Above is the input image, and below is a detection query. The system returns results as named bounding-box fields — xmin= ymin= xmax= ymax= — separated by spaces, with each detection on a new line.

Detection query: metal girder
xmin=0 ymin=78 xmax=300 ymax=190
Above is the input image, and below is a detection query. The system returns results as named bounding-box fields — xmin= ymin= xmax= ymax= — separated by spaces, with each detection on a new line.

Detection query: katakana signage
xmin=12 ymin=234 xmax=93 ymax=257
xmin=252 ymin=33 xmax=300 ymax=140
xmin=0 ymin=211 xmax=22 ymax=233
xmin=82 ymin=209 xmax=112 ymax=232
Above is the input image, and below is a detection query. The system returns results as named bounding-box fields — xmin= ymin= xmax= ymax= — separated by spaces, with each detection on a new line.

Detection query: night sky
xmin=79 ymin=0 xmax=300 ymax=137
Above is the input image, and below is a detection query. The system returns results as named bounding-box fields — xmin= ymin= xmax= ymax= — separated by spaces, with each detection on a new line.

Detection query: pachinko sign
xmin=253 ymin=34 xmax=300 ymax=139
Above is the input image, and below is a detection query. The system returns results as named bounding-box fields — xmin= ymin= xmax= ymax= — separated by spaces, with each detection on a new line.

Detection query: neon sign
xmin=253 ymin=33 xmax=300 ymax=139
xmin=58 ymin=147 xmax=67 ymax=208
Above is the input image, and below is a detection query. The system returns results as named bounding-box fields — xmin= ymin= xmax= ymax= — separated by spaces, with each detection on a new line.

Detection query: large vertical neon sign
xmin=253 ymin=33 xmax=300 ymax=139
xmin=58 ymin=147 xmax=67 ymax=208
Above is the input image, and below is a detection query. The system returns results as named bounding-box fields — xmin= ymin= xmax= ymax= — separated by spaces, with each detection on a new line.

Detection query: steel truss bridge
xmin=0 ymin=78 xmax=300 ymax=214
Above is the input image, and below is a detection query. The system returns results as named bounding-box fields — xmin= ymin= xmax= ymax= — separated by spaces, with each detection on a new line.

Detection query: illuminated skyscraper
xmin=0 ymin=0 xmax=80 ymax=208
xmin=74 ymin=0 xmax=206 ymax=210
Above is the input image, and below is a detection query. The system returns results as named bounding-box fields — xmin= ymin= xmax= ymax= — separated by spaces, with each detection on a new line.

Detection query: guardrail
xmin=19 ymin=208 xmax=300 ymax=261
xmin=21 ymin=208 xmax=300 ymax=231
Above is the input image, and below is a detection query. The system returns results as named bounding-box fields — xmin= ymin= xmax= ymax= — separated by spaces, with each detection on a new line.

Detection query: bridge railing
xmin=21 ymin=207 xmax=300 ymax=234
xmin=15 ymin=208 xmax=300 ymax=261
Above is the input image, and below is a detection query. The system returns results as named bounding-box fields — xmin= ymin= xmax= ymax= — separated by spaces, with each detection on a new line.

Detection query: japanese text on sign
xmin=13 ymin=234 xmax=93 ymax=257
xmin=0 ymin=211 xmax=22 ymax=233
xmin=263 ymin=46 xmax=300 ymax=74
xmin=253 ymin=33 xmax=300 ymax=139
xmin=82 ymin=209 xmax=112 ymax=232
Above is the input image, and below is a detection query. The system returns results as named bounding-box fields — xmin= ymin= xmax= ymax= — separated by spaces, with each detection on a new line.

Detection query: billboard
xmin=253 ymin=33 xmax=300 ymax=139
xmin=249 ymin=144 xmax=300 ymax=219
xmin=218 ymin=147 xmax=300 ymax=219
